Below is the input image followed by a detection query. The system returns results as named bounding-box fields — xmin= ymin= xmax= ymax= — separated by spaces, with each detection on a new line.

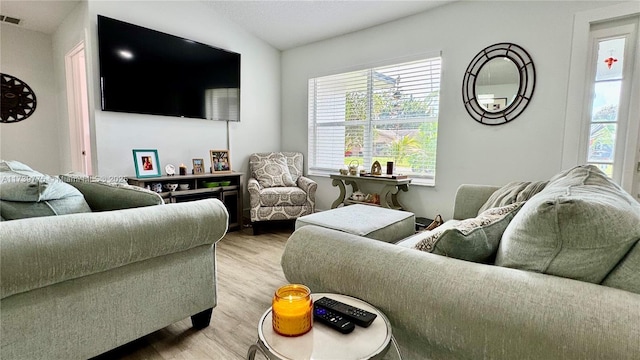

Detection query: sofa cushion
xmin=477 ymin=180 xmax=548 ymax=214
xmin=0 ymin=160 xmax=91 ymax=220
xmin=495 ymin=165 xmax=640 ymax=284
xmin=259 ymin=187 xmax=308 ymax=206
xmin=411 ymin=202 xmax=523 ymax=263
xmin=59 ymin=173 xmax=163 ymax=211
xmin=250 ymin=153 xmax=296 ymax=188
xmin=601 ymin=240 xmax=640 ymax=294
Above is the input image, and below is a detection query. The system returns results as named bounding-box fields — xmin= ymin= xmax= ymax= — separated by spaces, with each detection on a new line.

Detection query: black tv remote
xmin=314 ymin=297 xmax=377 ymax=327
xmin=313 ymin=305 xmax=355 ymax=334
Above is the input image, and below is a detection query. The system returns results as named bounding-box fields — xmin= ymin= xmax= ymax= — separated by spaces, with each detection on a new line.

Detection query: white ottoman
xmin=295 ymin=205 xmax=415 ymax=243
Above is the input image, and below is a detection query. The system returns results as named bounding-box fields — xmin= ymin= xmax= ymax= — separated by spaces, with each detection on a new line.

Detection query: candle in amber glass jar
xmin=272 ymin=284 xmax=313 ymax=337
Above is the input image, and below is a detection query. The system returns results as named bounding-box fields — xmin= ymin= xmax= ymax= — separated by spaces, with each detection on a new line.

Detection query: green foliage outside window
xmin=343 ymin=88 xmax=438 ymax=175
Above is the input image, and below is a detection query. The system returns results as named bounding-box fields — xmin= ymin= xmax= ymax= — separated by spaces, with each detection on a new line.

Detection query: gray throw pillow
xmin=0 ymin=197 xmax=91 ymax=220
xmin=495 ymin=165 xmax=640 ymax=284
xmin=250 ymin=153 xmax=296 ymax=188
xmin=477 ymin=180 xmax=548 ymax=214
xmin=413 ymin=202 xmax=523 ymax=263
xmin=0 ymin=160 xmax=91 ymax=220
xmin=59 ymin=173 xmax=163 ymax=211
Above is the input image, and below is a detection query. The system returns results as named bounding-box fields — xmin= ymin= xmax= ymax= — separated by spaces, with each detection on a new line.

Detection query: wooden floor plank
xmin=93 ymin=226 xmax=292 ymax=360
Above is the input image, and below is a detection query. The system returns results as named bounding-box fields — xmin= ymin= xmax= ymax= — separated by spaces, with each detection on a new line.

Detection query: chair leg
xmin=252 ymin=222 xmax=260 ymax=235
xmin=191 ymin=308 xmax=213 ymax=329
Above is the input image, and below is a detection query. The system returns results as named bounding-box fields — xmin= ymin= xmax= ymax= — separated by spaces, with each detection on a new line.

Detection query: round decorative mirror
xmin=462 ymin=43 xmax=535 ymax=125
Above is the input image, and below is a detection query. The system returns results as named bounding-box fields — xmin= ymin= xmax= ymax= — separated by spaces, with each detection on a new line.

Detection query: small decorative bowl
xmin=203 ymin=181 xmax=220 ymax=188
xmin=219 ymin=181 xmax=231 ymax=186
xmin=164 ymin=183 xmax=178 ymax=191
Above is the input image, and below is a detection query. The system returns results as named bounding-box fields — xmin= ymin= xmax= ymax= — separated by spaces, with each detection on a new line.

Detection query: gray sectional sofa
xmin=0 ymin=161 xmax=229 ymax=359
xmin=282 ymin=165 xmax=640 ymax=359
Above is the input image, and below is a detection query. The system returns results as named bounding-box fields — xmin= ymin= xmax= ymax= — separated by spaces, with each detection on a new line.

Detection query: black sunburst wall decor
xmin=1 ymin=73 xmax=38 ymax=123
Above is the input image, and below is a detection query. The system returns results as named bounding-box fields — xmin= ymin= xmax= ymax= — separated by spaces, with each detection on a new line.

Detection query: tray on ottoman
xmin=295 ymin=205 xmax=415 ymax=243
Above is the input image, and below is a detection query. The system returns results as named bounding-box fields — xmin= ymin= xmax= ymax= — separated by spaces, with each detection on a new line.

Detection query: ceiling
xmin=1 ymin=0 xmax=453 ymax=50
xmin=0 ymin=0 xmax=81 ymax=34
xmin=204 ymin=1 xmax=454 ymax=50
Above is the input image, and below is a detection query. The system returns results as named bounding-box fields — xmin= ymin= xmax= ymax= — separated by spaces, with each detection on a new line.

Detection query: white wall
xmin=0 ymin=24 xmax=61 ymax=174
xmin=84 ymin=1 xmax=281 ymax=181
xmin=281 ymin=1 xmax=623 ymax=219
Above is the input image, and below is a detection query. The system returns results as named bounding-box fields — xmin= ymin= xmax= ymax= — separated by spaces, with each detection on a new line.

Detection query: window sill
xmin=308 ymin=171 xmax=435 ymax=187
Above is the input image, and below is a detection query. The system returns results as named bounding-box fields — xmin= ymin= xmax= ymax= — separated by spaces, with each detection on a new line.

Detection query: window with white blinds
xmin=308 ymin=57 xmax=441 ymax=184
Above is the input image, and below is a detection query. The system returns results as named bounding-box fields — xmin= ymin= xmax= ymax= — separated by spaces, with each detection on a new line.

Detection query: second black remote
xmin=315 ymin=297 xmax=377 ymax=327
xmin=313 ymin=305 xmax=355 ymax=334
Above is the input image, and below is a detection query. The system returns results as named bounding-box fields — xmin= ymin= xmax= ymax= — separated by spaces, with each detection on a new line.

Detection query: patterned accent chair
xmin=248 ymin=152 xmax=317 ymax=234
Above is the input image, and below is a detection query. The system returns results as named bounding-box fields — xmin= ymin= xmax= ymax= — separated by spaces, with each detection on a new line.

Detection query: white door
xmin=65 ymin=42 xmax=92 ymax=174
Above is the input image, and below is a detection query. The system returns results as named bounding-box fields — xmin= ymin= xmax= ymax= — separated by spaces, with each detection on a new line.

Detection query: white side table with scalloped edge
xmin=247 ymin=293 xmax=402 ymax=360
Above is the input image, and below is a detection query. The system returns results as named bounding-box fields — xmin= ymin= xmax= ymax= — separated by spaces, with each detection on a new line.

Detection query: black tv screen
xmin=97 ymin=15 xmax=240 ymax=121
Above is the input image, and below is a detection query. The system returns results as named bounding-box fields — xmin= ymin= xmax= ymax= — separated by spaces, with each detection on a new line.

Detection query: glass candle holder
xmin=272 ymin=284 xmax=313 ymax=337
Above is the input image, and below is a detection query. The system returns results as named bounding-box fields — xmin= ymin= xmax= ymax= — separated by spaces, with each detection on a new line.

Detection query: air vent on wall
xmin=0 ymin=15 xmax=22 ymax=25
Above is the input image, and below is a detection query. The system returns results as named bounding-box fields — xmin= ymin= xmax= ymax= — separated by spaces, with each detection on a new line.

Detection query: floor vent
xmin=0 ymin=15 xmax=22 ymax=25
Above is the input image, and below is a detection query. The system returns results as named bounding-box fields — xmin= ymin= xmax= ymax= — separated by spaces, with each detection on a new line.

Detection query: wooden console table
xmin=128 ymin=172 xmax=243 ymax=231
xmin=329 ymin=174 xmax=411 ymax=210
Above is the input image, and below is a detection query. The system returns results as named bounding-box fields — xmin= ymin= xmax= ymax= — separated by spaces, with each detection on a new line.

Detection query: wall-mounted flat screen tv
xmin=97 ymin=15 xmax=240 ymax=121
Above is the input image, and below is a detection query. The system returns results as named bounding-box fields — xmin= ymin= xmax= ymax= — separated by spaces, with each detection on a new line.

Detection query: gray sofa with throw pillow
xmin=281 ymin=165 xmax=640 ymax=359
xmin=0 ymin=161 xmax=229 ymax=359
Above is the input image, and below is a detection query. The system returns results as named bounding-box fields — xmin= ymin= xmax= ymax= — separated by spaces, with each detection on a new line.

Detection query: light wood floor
xmin=93 ymin=224 xmax=294 ymax=360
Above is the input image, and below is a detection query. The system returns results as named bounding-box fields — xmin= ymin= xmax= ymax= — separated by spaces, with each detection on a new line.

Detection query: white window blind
xmin=308 ymin=57 xmax=441 ymax=183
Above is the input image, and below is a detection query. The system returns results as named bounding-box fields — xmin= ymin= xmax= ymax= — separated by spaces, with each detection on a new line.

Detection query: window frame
xmin=581 ymin=18 xmax=639 ymax=186
xmin=562 ymin=3 xmax=640 ymax=196
xmin=307 ymin=54 xmax=442 ymax=186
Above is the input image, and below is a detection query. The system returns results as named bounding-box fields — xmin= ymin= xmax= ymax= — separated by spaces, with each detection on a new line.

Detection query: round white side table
xmin=246 ymin=293 xmax=402 ymax=360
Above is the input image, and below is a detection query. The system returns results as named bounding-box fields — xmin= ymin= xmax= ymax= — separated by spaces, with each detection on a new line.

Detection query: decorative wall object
xmin=462 ymin=43 xmax=536 ymax=125
xmin=132 ymin=149 xmax=161 ymax=178
xmin=210 ymin=150 xmax=231 ymax=173
xmin=1 ymin=73 xmax=37 ymax=123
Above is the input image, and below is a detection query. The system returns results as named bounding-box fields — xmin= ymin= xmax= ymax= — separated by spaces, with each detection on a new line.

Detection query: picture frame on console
xmin=210 ymin=150 xmax=231 ymax=173
xmin=132 ymin=149 xmax=161 ymax=178
xmin=192 ymin=158 xmax=205 ymax=174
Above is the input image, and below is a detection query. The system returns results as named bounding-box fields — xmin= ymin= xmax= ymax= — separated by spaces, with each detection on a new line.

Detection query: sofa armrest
xmin=452 ymin=184 xmax=499 ymax=219
xmin=282 ymin=226 xmax=640 ymax=359
xmin=297 ymin=176 xmax=317 ymax=201
xmin=248 ymin=177 xmax=262 ymax=207
xmin=247 ymin=177 xmax=262 ymax=191
xmin=1 ymin=198 xmax=228 ymax=299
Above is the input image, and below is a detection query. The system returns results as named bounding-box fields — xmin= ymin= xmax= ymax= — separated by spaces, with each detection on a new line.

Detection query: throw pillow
xmin=0 ymin=160 xmax=91 ymax=220
xmin=250 ymin=153 xmax=296 ymax=188
xmin=59 ymin=173 xmax=164 ymax=211
xmin=0 ymin=198 xmax=92 ymax=220
xmin=495 ymin=165 xmax=640 ymax=284
xmin=477 ymin=180 xmax=548 ymax=214
xmin=412 ymin=202 xmax=524 ymax=263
